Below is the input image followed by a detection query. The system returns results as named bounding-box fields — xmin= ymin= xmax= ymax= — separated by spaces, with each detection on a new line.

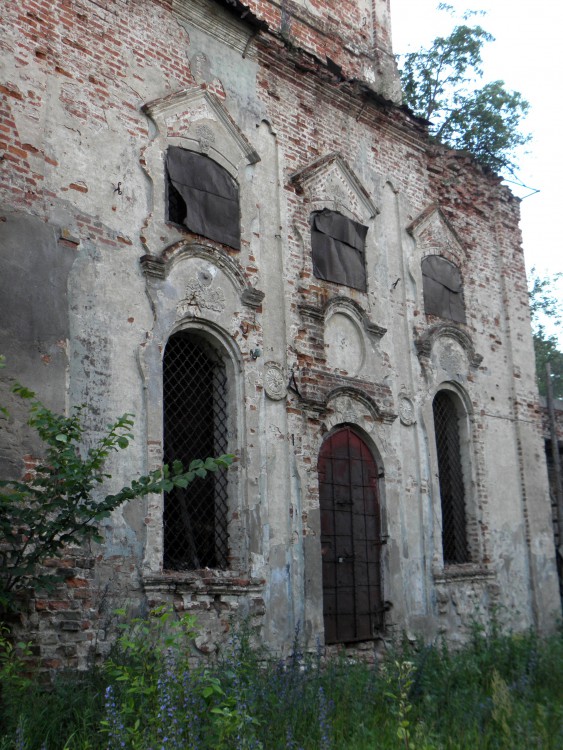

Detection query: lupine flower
xmin=103 ymin=685 xmax=127 ymax=750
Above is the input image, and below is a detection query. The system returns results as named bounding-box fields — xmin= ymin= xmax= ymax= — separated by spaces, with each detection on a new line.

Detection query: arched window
xmin=422 ymin=256 xmax=466 ymax=323
xmin=162 ymin=331 xmax=230 ymax=570
xmin=318 ymin=426 xmax=383 ymax=643
xmin=166 ymin=147 xmax=240 ymax=250
xmin=433 ymin=390 xmax=469 ymax=564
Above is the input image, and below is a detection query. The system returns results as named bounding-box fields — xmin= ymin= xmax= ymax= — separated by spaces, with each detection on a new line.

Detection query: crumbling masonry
xmin=0 ymin=0 xmax=560 ymax=669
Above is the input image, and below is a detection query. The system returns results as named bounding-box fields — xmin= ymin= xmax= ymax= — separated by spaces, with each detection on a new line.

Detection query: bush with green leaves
xmin=0 ymin=384 xmax=233 ymax=610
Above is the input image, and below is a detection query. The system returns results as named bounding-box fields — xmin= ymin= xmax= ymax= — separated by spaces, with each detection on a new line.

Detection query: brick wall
xmin=1 ymin=0 xmax=559 ymax=669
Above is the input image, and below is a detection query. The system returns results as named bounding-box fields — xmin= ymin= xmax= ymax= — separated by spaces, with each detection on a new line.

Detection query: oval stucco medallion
xmin=325 ymin=313 xmax=364 ymax=377
xmin=264 ymin=362 xmax=287 ymax=400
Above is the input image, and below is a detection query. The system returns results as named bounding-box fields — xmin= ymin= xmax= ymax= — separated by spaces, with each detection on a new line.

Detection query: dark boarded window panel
xmin=167 ymin=147 xmax=240 ymax=250
xmin=311 ymin=209 xmax=368 ymax=291
xmin=433 ymin=391 xmax=469 ymax=565
xmin=422 ymin=255 xmax=466 ymax=323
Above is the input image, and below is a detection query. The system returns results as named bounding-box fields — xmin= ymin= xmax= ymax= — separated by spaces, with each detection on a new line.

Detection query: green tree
xmin=528 ymin=269 xmax=563 ymax=399
xmin=399 ymin=4 xmax=530 ymax=174
xmin=0 ymin=385 xmax=233 ymax=611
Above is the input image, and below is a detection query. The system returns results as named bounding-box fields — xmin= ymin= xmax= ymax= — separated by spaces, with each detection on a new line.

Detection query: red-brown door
xmin=318 ymin=427 xmax=383 ymax=643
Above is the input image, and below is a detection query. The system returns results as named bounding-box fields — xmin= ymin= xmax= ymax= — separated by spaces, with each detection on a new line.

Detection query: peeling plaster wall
xmin=0 ymin=0 xmax=560 ymax=669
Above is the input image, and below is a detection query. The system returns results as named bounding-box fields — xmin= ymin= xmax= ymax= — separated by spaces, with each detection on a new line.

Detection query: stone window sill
xmin=433 ymin=564 xmax=495 ymax=585
xmin=143 ymin=571 xmax=265 ymax=596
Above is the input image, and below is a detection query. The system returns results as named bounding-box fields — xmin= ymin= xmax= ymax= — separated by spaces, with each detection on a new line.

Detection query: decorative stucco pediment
xmin=326 ymin=387 xmax=396 ymax=426
xmin=323 ymin=296 xmax=387 ymax=339
xmin=142 ymin=86 xmax=260 ymax=175
xmin=140 ymin=241 xmax=264 ymax=310
xmin=289 ymin=152 xmax=378 ymax=224
xmin=139 ymin=86 xmax=260 ymax=256
xmin=415 ymin=323 xmax=483 ymax=372
xmin=407 ymin=204 xmax=465 ymax=264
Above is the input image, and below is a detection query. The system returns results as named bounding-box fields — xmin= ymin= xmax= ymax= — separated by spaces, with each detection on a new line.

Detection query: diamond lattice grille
xmin=163 ymin=333 xmax=229 ymax=570
xmin=433 ymin=391 xmax=469 ymax=564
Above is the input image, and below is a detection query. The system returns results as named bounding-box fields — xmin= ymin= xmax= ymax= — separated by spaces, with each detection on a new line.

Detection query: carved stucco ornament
xmin=176 ymin=276 xmax=226 ymax=318
xmin=332 ymin=395 xmax=362 ymax=428
xmin=196 ymin=124 xmax=215 ymax=154
xmin=398 ymin=395 xmax=416 ymax=426
xmin=415 ymin=323 xmax=483 ymax=370
xmin=289 ymin=152 xmax=378 ymax=222
xmin=264 ymin=362 xmax=287 ymax=401
xmin=438 ymin=341 xmax=465 ymax=376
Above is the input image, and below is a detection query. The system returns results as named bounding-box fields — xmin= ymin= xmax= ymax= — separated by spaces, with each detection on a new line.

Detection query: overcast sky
xmin=389 ymin=0 xmax=562 ymax=289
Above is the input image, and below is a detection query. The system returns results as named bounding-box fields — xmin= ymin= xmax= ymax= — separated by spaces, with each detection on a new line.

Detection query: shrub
xmin=0 ymin=386 xmax=232 ymax=611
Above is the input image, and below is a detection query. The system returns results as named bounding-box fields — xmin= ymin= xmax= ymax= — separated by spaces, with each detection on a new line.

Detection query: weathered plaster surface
xmin=0 ymin=0 xmax=559 ymax=669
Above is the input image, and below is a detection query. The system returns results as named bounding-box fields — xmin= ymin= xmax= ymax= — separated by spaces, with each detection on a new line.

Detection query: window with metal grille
xmin=422 ymin=256 xmax=466 ymax=324
xmin=163 ymin=331 xmax=230 ymax=570
xmin=433 ymin=390 xmax=469 ymax=564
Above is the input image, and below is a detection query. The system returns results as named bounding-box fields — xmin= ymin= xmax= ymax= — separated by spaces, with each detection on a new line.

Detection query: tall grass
xmin=1 ymin=614 xmax=561 ymax=749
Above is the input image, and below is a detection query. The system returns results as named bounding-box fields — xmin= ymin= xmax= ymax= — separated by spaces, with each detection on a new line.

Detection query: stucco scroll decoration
xmin=264 ymin=362 xmax=287 ymax=401
xmin=327 ymin=395 xmax=365 ymax=432
xmin=176 ymin=277 xmax=226 ymax=318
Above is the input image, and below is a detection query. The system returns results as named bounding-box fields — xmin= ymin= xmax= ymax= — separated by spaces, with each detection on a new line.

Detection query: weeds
xmin=0 ymin=614 xmax=562 ymax=749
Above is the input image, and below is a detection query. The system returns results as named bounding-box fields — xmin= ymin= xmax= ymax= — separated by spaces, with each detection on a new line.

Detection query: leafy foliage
xmin=528 ymin=269 xmax=563 ymax=398
xmin=1 ymin=616 xmax=563 ymax=749
xmin=399 ymin=5 xmax=530 ymax=174
xmin=101 ymin=607 xmax=263 ymax=750
xmin=0 ymin=387 xmax=233 ymax=609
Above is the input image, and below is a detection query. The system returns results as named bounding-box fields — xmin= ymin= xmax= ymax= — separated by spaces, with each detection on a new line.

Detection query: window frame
xmin=140 ymin=320 xmax=244 ymax=577
xmin=162 ymin=330 xmax=233 ymax=571
xmin=430 ymin=385 xmax=478 ymax=568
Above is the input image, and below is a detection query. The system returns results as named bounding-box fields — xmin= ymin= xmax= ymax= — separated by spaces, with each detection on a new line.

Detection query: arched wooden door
xmin=318 ymin=427 xmax=383 ymax=643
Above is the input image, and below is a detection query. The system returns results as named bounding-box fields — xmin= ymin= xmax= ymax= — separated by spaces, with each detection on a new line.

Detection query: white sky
xmin=390 ymin=0 xmax=563 ymax=287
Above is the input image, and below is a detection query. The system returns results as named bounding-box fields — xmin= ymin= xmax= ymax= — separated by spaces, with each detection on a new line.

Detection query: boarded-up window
xmin=311 ymin=209 xmax=368 ymax=291
xmin=422 ymin=256 xmax=466 ymax=323
xmin=166 ymin=147 xmax=240 ymax=250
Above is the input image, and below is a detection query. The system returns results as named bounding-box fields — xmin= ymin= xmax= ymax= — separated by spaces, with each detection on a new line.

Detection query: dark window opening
xmin=163 ymin=332 xmax=229 ymax=570
xmin=166 ymin=146 xmax=240 ymax=250
xmin=311 ymin=209 xmax=368 ymax=291
xmin=422 ymin=255 xmax=466 ymax=323
xmin=544 ymin=438 xmax=563 ymax=550
xmin=318 ymin=426 xmax=383 ymax=643
xmin=433 ymin=391 xmax=469 ymax=564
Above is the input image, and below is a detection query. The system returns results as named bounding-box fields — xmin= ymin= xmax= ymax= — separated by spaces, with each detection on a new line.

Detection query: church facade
xmin=0 ymin=0 xmax=559 ymax=668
